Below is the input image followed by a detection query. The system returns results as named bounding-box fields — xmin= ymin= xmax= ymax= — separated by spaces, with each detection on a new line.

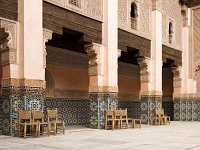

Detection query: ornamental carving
xmin=118 ymin=0 xmax=151 ymax=40
xmin=192 ymin=7 xmax=200 ymax=80
xmin=43 ymin=28 xmax=53 ymax=68
xmin=0 ymin=18 xmax=17 ymax=65
xmin=2 ymin=78 xmax=46 ymax=88
xmin=137 ymin=57 xmax=151 ymax=83
xmin=162 ymin=0 xmax=182 ymax=51
xmin=181 ymin=5 xmax=189 ymax=27
xmin=44 ymin=0 xmax=103 ymax=21
xmin=85 ymin=43 xmax=102 ymax=76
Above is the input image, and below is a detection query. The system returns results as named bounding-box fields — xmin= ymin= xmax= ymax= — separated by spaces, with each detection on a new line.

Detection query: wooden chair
xmin=32 ymin=110 xmax=49 ymax=137
xmin=160 ymin=109 xmax=170 ymax=125
xmin=18 ymin=110 xmax=38 ymax=138
xmin=47 ymin=109 xmax=65 ymax=135
xmin=105 ymin=110 xmax=114 ymax=130
xmin=151 ymin=109 xmax=161 ymax=125
xmin=113 ymin=110 xmax=122 ymax=129
xmin=120 ymin=109 xmax=128 ymax=129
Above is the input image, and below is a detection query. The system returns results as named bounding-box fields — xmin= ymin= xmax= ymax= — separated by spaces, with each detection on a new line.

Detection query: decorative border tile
xmin=1 ymin=86 xmax=44 ymax=136
xmin=89 ymin=92 xmax=118 ymax=129
xmin=140 ymin=95 xmax=162 ymax=124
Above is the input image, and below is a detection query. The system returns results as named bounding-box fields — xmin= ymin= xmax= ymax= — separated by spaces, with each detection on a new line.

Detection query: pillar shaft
xmin=139 ymin=0 xmax=163 ymax=124
xmin=87 ymin=0 xmax=119 ymax=129
xmin=0 ymin=0 xmax=45 ymax=136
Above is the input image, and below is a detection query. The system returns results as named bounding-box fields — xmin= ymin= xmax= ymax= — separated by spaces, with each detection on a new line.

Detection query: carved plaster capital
xmin=181 ymin=5 xmax=189 ymax=27
xmin=43 ymin=28 xmax=53 ymax=68
xmin=137 ymin=57 xmax=151 ymax=83
xmin=85 ymin=43 xmax=103 ymax=76
xmin=171 ymin=66 xmax=182 ymax=81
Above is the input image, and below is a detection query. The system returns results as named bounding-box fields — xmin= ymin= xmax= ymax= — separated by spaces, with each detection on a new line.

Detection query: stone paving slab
xmin=0 ymin=122 xmax=200 ymax=150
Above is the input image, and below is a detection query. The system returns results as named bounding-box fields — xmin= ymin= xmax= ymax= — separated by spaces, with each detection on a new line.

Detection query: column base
xmin=140 ymin=95 xmax=162 ymax=124
xmin=89 ymin=92 xmax=118 ymax=129
xmin=1 ymin=86 xmax=44 ymax=136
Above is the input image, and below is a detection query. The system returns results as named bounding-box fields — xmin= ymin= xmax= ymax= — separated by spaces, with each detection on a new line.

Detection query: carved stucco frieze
xmin=162 ymin=0 xmax=182 ymax=51
xmin=43 ymin=28 xmax=53 ymax=68
xmin=85 ymin=43 xmax=102 ymax=76
xmin=171 ymin=66 xmax=182 ymax=88
xmin=0 ymin=18 xmax=17 ymax=65
xmin=192 ymin=7 xmax=200 ymax=80
xmin=44 ymin=0 xmax=103 ymax=21
xmin=137 ymin=57 xmax=152 ymax=83
xmin=118 ymin=0 xmax=151 ymax=40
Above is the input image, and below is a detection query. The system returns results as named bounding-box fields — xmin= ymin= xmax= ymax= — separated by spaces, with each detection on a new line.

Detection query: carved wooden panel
xmin=118 ymin=29 xmax=151 ymax=58
xmin=43 ymin=2 xmax=102 ymax=44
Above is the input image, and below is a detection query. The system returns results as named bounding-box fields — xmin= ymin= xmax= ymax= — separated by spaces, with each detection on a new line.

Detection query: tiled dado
xmin=1 ymin=86 xmax=44 ymax=136
xmin=44 ymin=99 xmax=90 ymax=125
xmin=174 ymin=97 xmax=200 ymax=121
xmin=140 ymin=95 xmax=162 ymax=124
xmin=0 ymin=97 xmax=3 ymax=135
xmin=162 ymin=101 xmax=174 ymax=121
xmin=118 ymin=100 xmax=141 ymax=119
xmin=89 ymin=92 xmax=118 ymax=129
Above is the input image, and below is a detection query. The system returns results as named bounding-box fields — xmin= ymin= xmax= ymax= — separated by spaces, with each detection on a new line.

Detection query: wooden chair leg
xmin=18 ymin=125 xmax=21 ymax=137
xmin=54 ymin=123 xmax=56 ymax=136
xmin=38 ymin=124 xmax=41 ymax=137
xmin=24 ymin=124 xmax=27 ymax=139
xmin=63 ymin=122 xmax=65 ymax=135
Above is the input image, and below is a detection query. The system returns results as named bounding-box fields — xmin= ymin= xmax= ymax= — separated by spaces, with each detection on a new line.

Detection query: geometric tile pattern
xmin=118 ymin=100 xmax=141 ymax=119
xmin=0 ymin=96 xmax=2 ymax=135
xmin=1 ymin=86 xmax=44 ymax=136
xmin=44 ymin=98 xmax=90 ymax=125
xmin=140 ymin=95 xmax=162 ymax=124
xmin=162 ymin=101 xmax=174 ymax=121
xmin=174 ymin=97 xmax=200 ymax=121
xmin=89 ymin=92 xmax=118 ymax=129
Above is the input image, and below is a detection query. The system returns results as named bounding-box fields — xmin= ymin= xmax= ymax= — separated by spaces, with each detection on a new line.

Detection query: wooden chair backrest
xmin=114 ymin=110 xmax=121 ymax=119
xmin=120 ymin=109 xmax=128 ymax=119
xmin=32 ymin=110 xmax=44 ymax=122
xmin=160 ymin=108 xmax=165 ymax=117
xmin=155 ymin=109 xmax=161 ymax=117
xmin=105 ymin=110 xmax=114 ymax=119
xmin=47 ymin=109 xmax=58 ymax=122
xmin=18 ymin=110 xmax=32 ymax=123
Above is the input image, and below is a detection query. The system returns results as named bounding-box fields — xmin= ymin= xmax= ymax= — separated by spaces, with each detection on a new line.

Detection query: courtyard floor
xmin=0 ymin=122 xmax=200 ymax=150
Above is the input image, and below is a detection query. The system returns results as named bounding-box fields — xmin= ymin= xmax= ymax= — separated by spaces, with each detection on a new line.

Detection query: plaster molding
xmin=137 ymin=57 xmax=152 ymax=83
xmin=43 ymin=28 xmax=53 ymax=68
xmin=85 ymin=43 xmax=103 ymax=76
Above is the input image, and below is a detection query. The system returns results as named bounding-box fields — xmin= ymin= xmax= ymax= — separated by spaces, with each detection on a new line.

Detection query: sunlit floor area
xmin=1 ymin=122 xmax=200 ymax=150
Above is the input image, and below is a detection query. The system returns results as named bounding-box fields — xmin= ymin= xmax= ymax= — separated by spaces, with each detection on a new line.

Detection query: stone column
xmin=0 ymin=0 xmax=45 ymax=136
xmin=0 ymin=27 xmax=9 ymax=135
xmin=85 ymin=0 xmax=118 ymax=129
xmin=173 ymin=5 xmax=197 ymax=122
xmin=138 ymin=0 xmax=163 ymax=124
xmin=138 ymin=57 xmax=162 ymax=124
xmin=85 ymin=43 xmax=118 ymax=129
